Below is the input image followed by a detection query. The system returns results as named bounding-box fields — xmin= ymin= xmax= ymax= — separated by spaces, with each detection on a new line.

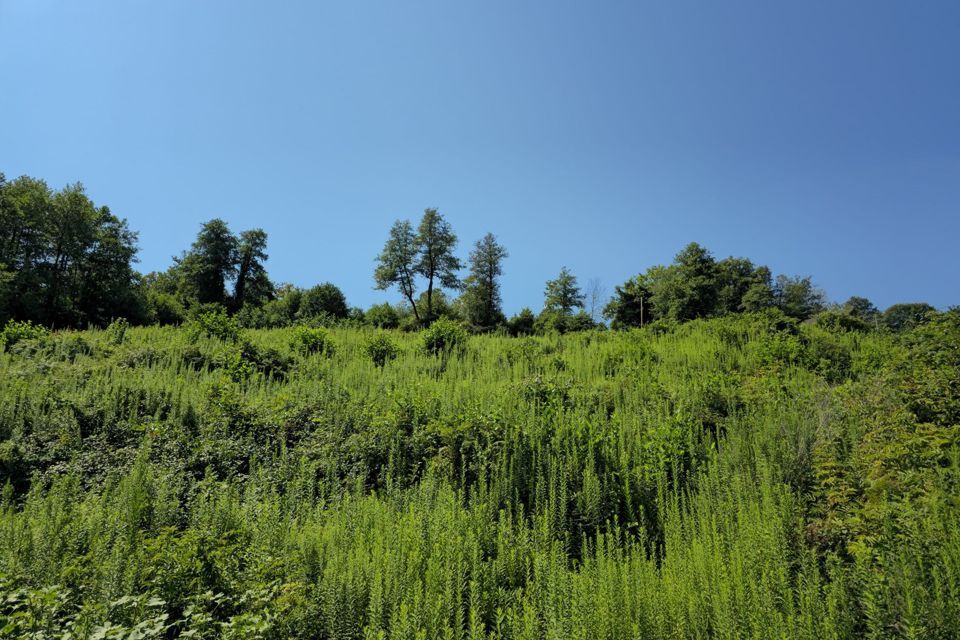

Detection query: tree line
xmin=0 ymin=172 xmax=941 ymax=333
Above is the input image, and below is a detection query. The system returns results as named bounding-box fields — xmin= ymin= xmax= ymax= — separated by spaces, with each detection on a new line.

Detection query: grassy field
xmin=0 ymin=312 xmax=958 ymax=638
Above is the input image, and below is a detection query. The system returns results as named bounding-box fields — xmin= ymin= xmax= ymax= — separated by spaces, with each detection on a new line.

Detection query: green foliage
xmin=421 ymin=317 xmax=467 ymax=355
xmin=365 ymin=303 xmax=400 ymax=329
xmin=232 ymin=228 xmax=272 ymax=311
xmin=0 ymin=176 xmax=141 ymax=327
xmin=0 ymin=319 xmax=49 ymax=351
xmin=175 ymin=219 xmax=239 ymax=307
xmin=461 ymin=233 xmax=508 ymax=330
xmin=290 ymin=326 xmax=335 ymax=356
xmin=608 ymin=243 xmax=827 ymax=326
xmin=105 ymin=318 xmax=130 ymax=346
xmin=1 ymin=285 xmax=959 ymax=640
xmin=374 ymin=220 xmax=422 ymax=323
xmin=506 ymin=308 xmax=536 ymax=336
xmin=604 ymin=274 xmax=653 ymax=328
xmin=187 ymin=310 xmax=242 ymax=343
xmin=774 ymin=274 xmax=826 ymax=320
xmin=883 ymin=302 xmax=936 ymax=332
xmin=816 ymin=309 xmax=870 ymax=332
xmin=297 ymin=283 xmax=349 ymax=321
xmin=543 ymin=266 xmax=584 ymax=315
xmin=364 ymin=332 xmax=400 ymax=367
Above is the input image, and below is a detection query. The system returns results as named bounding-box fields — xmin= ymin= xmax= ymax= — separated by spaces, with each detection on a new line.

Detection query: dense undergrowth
xmin=0 ymin=310 xmax=958 ymax=638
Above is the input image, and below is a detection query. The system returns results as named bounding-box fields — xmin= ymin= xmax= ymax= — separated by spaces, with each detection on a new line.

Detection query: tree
xmin=507 ymin=308 xmax=536 ymax=336
xmin=374 ymin=220 xmax=421 ymax=323
xmin=298 ymin=283 xmax=349 ymax=320
xmin=461 ymin=233 xmax=508 ymax=330
xmin=604 ymin=275 xmax=653 ymax=329
xmin=366 ymin=302 xmax=400 ymax=329
xmin=233 ymin=229 xmax=271 ymax=311
xmin=715 ymin=257 xmax=760 ymax=315
xmin=414 ymin=209 xmax=462 ymax=322
xmin=415 ymin=289 xmax=458 ymax=322
xmin=774 ymin=275 xmax=825 ymax=320
xmin=543 ymin=267 xmax=584 ymax=315
xmin=648 ymin=242 xmax=718 ymax=322
xmin=842 ymin=296 xmax=879 ymax=322
xmin=0 ymin=176 xmax=142 ymax=326
xmin=74 ymin=206 xmax=143 ymax=325
xmin=882 ymin=303 xmax=935 ymax=332
xmin=176 ymin=219 xmax=238 ymax=306
xmin=585 ymin=278 xmax=606 ymax=324
xmin=740 ymin=266 xmax=775 ymax=312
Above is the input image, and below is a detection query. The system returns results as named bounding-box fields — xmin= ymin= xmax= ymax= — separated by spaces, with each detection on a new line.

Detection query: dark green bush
xmin=365 ymin=303 xmax=400 ymax=329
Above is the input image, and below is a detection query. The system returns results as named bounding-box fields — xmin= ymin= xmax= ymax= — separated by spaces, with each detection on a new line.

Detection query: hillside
xmin=0 ymin=312 xmax=958 ymax=638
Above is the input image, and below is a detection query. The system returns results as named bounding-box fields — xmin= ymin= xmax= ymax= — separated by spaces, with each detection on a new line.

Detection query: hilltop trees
xmin=543 ymin=267 xmax=584 ymax=315
xmin=0 ymin=174 xmax=141 ymax=327
xmin=460 ymin=233 xmax=508 ymax=330
xmin=232 ymin=229 xmax=271 ymax=311
xmin=299 ymin=283 xmax=349 ymax=320
xmin=606 ymin=243 xmax=829 ymax=328
xmin=415 ymin=209 xmax=462 ymax=322
xmin=374 ymin=209 xmax=464 ymax=326
xmin=2 ymin=171 xmax=946 ymax=336
xmin=374 ymin=220 xmax=422 ymax=323
xmin=174 ymin=219 xmax=239 ymax=307
xmin=537 ymin=267 xmax=593 ymax=332
xmin=604 ymin=274 xmax=653 ymax=328
xmin=773 ymin=275 xmax=825 ymax=321
xmin=154 ymin=219 xmax=278 ymax=318
xmin=882 ymin=302 xmax=936 ymax=332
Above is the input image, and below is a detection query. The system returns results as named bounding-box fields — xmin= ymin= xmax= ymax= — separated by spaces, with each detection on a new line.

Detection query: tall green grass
xmin=0 ymin=312 xmax=957 ymax=638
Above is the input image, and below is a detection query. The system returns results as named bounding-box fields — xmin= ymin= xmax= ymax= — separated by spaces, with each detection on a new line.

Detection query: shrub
xmin=290 ymin=327 xmax=335 ymax=356
xmin=366 ymin=303 xmax=400 ymax=329
xmin=297 ymin=282 xmax=349 ymax=321
xmin=187 ymin=310 xmax=241 ymax=343
xmin=507 ymin=308 xmax=536 ymax=336
xmin=105 ymin=318 xmax=130 ymax=346
xmin=815 ymin=310 xmax=870 ymax=333
xmin=364 ymin=333 xmax=399 ymax=367
xmin=146 ymin=291 xmax=186 ymax=325
xmin=0 ymin=320 xmax=49 ymax=351
xmin=223 ymin=339 xmax=290 ymax=381
xmin=421 ymin=317 xmax=467 ymax=355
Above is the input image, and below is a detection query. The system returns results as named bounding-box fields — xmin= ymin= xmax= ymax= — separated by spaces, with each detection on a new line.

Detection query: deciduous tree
xmin=375 ymin=220 xmax=422 ymax=323
xmin=415 ymin=208 xmax=461 ymax=322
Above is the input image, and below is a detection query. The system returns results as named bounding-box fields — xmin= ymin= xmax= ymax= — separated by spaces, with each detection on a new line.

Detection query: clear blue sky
xmin=2 ymin=0 xmax=958 ymax=314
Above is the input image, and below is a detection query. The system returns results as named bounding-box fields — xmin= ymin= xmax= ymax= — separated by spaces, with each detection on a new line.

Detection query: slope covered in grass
xmin=0 ymin=311 xmax=958 ymax=638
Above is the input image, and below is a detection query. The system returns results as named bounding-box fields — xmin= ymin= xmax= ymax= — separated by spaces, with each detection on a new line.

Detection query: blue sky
xmin=2 ymin=0 xmax=958 ymax=314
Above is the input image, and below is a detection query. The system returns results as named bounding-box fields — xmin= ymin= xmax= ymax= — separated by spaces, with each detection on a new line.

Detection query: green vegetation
xmin=2 ymin=169 xmax=957 ymax=637
xmin=0 ymin=308 xmax=957 ymax=638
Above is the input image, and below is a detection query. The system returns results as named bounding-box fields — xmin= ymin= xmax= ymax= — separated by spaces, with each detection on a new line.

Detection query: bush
xmin=421 ymin=317 xmax=467 ymax=355
xmin=297 ymin=283 xmax=349 ymax=321
xmin=815 ymin=310 xmax=870 ymax=333
xmin=366 ymin=303 xmax=400 ymax=329
xmin=364 ymin=333 xmax=399 ymax=367
xmin=290 ymin=327 xmax=335 ymax=356
xmin=146 ymin=291 xmax=186 ymax=325
xmin=223 ymin=339 xmax=290 ymax=380
xmin=0 ymin=320 xmax=49 ymax=351
xmin=187 ymin=310 xmax=242 ymax=343
xmin=507 ymin=308 xmax=536 ymax=336
xmin=105 ymin=318 xmax=130 ymax=346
